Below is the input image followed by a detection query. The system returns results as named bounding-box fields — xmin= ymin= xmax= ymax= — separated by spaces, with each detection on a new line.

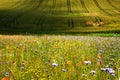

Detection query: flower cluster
xmin=0 ymin=35 xmax=119 ymax=80
xmin=84 ymin=61 xmax=91 ymax=65
xmin=52 ymin=63 xmax=58 ymax=67
xmin=101 ymin=67 xmax=115 ymax=76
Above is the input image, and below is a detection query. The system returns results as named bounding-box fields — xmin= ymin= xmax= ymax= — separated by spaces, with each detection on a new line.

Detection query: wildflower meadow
xmin=0 ymin=35 xmax=120 ymax=80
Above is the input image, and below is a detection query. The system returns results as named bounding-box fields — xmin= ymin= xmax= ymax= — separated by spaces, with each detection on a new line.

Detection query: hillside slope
xmin=0 ymin=0 xmax=120 ymax=33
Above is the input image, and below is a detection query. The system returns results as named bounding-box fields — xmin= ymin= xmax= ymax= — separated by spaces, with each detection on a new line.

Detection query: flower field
xmin=0 ymin=35 xmax=120 ymax=80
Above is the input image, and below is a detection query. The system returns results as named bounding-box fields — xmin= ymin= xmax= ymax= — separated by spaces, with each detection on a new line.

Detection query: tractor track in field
xmin=67 ymin=0 xmax=74 ymax=28
xmin=35 ymin=0 xmax=56 ymax=30
xmin=53 ymin=0 xmax=56 ymax=9
xmin=0 ymin=0 xmax=44 ymax=29
xmin=34 ymin=0 xmax=48 ymax=28
xmin=0 ymin=0 xmax=31 ymax=27
xmin=80 ymin=0 xmax=89 ymax=13
xmin=106 ymin=0 xmax=120 ymax=10
xmin=79 ymin=0 xmax=102 ymax=25
xmin=67 ymin=0 xmax=72 ymax=13
xmin=7 ymin=0 xmax=24 ymax=10
xmin=68 ymin=19 xmax=74 ymax=28
xmin=0 ymin=0 xmax=34 ymax=27
xmin=93 ymin=0 xmax=113 ymax=16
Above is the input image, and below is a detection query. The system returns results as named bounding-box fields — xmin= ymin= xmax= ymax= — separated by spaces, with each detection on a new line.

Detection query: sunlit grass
xmin=0 ymin=35 xmax=120 ymax=80
xmin=0 ymin=0 xmax=120 ymax=33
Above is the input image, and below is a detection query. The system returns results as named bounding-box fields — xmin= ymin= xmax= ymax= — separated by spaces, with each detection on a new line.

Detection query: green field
xmin=0 ymin=35 xmax=120 ymax=80
xmin=0 ymin=0 xmax=120 ymax=33
xmin=0 ymin=1 xmax=120 ymax=80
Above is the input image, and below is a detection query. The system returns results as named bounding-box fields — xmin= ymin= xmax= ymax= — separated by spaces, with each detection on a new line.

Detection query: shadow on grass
xmin=0 ymin=9 xmax=120 ymax=35
xmin=0 ymin=28 xmax=120 ymax=36
xmin=0 ymin=9 xmax=92 ymax=34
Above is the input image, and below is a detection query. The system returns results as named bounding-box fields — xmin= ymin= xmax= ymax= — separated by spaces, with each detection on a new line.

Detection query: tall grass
xmin=0 ymin=35 xmax=120 ymax=80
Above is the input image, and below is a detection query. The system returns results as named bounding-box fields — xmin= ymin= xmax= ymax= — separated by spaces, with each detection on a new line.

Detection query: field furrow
xmin=34 ymin=0 xmax=49 ymax=30
xmin=67 ymin=0 xmax=72 ymax=13
xmin=106 ymin=0 xmax=120 ymax=10
xmin=0 ymin=0 xmax=45 ymax=30
xmin=0 ymin=0 xmax=120 ymax=33
xmin=93 ymin=0 xmax=113 ymax=16
xmin=79 ymin=0 xmax=103 ymax=27
xmin=53 ymin=0 xmax=56 ymax=9
xmin=79 ymin=0 xmax=89 ymax=13
xmin=67 ymin=0 xmax=74 ymax=28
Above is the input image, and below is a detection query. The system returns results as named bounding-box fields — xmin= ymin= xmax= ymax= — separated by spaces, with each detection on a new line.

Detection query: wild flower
xmin=98 ymin=59 xmax=102 ymax=65
xmin=90 ymin=70 xmax=96 ymax=74
xmin=21 ymin=62 xmax=25 ymax=66
xmin=52 ymin=63 xmax=58 ymax=67
xmin=82 ymin=74 xmax=87 ymax=77
xmin=21 ymin=66 xmax=25 ymax=70
xmin=76 ymin=62 xmax=80 ymax=67
xmin=21 ymin=62 xmax=25 ymax=70
xmin=105 ymin=65 xmax=109 ymax=68
xmin=67 ymin=61 xmax=72 ymax=65
xmin=101 ymin=68 xmax=107 ymax=71
xmin=2 ymin=77 xmax=9 ymax=80
xmin=19 ymin=43 xmax=22 ymax=47
xmin=73 ymin=55 xmax=78 ymax=59
xmin=109 ymin=58 xmax=114 ymax=61
xmin=108 ymin=69 xmax=115 ymax=74
xmin=98 ymin=53 xmax=102 ymax=59
xmin=84 ymin=61 xmax=91 ymax=65
xmin=118 ymin=68 xmax=120 ymax=71
xmin=111 ymin=73 xmax=115 ymax=76
xmin=62 ymin=69 xmax=67 ymax=72
xmin=101 ymin=67 xmax=115 ymax=76
xmin=5 ymin=72 xmax=9 ymax=77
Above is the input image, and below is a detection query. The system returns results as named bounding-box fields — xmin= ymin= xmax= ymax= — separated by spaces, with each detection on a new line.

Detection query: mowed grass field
xmin=0 ymin=35 xmax=120 ymax=80
xmin=0 ymin=0 xmax=120 ymax=33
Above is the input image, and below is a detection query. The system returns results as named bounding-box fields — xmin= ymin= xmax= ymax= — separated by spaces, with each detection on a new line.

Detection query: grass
xmin=0 ymin=35 xmax=120 ymax=80
xmin=89 ymin=33 xmax=120 ymax=37
xmin=0 ymin=0 xmax=120 ymax=34
xmin=0 ymin=0 xmax=120 ymax=80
